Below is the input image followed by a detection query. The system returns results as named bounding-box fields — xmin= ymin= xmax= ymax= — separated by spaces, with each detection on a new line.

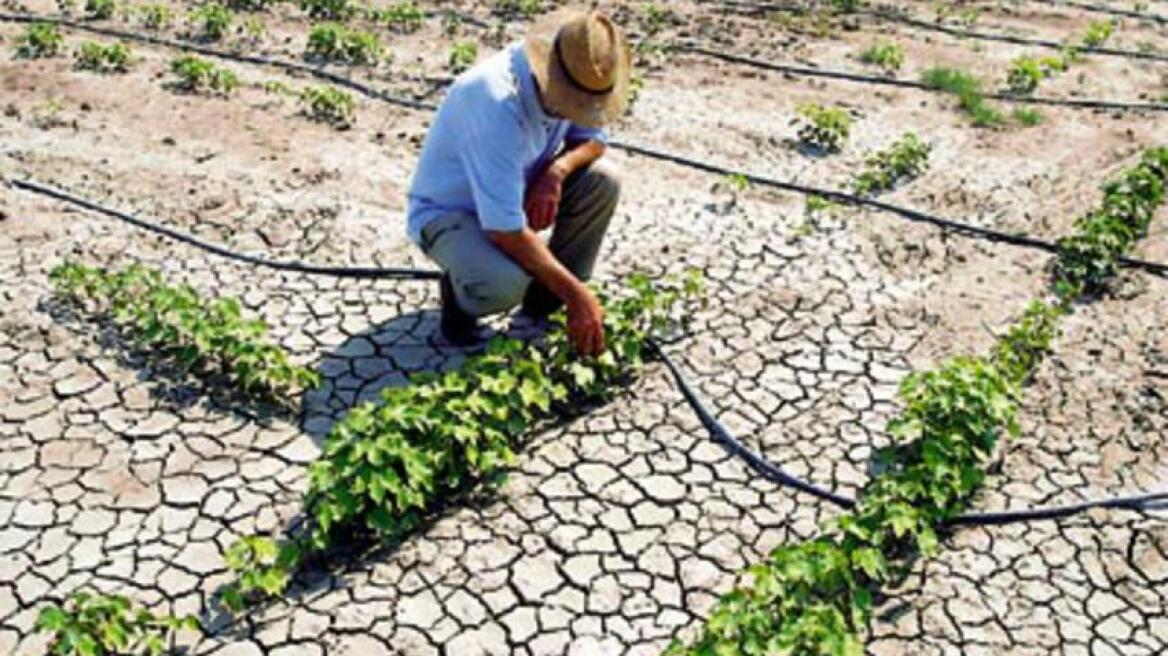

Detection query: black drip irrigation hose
xmin=680 ymin=44 xmax=1168 ymax=112
xmin=649 ymin=340 xmax=1168 ymax=526
xmin=1035 ymin=0 xmax=1168 ymax=24
xmin=710 ymin=0 xmax=1168 ymax=64
xmin=610 ymin=141 xmax=1168 ymax=278
xmin=10 ymin=179 xmax=442 ymax=280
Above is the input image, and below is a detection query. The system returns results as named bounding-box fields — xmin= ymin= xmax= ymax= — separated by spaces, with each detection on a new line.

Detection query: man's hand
xmin=524 ymin=164 xmax=565 ymax=231
xmin=566 ymin=287 xmax=605 ymax=357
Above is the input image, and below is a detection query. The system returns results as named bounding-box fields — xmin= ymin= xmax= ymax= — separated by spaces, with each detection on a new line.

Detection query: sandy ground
xmin=1 ymin=0 xmax=1166 ymax=654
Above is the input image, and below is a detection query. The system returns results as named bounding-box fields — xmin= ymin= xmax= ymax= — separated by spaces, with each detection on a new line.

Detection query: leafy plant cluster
xmin=36 ymin=591 xmax=198 ymax=656
xmin=15 ymin=23 xmax=64 ymax=58
xmin=494 ymin=0 xmax=542 ymax=18
xmin=1005 ymin=53 xmax=1068 ymax=95
xmin=188 ymin=2 xmax=233 ymax=41
xmin=640 ymin=3 xmax=681 ymax=37
xmin=858 ymin=39 xmax=903 ymax=73
xmin=1055 ymin=147 xmax=1168 ymax=298
xmin=300 ymin=0 xmax=353 ymax=20
xmin=669 ymin=146 xmax=1168 ymax=656
xmin=169 ymin=55 xmax=240 ymax=94
xmin=794 ymin=102 xmax=852 ymax=153
xmin=920 ymin=66 xmax=1003 ymax=127
xmin=74 ymin=40 xmax=132 ymax=72
xmin=50 ymin=262 xmax=320 ymax=398
xmin=219 ymin=272 xmax=704 ymax=610
xmin=84 ymin=0 xmax=117 ymax=20
xmin=368 ymin=0 xmax=425 ymax=33
xmin=306 ymin=22 xmax=384 ymax=64
xmin=448 ymin=40 xmax=478 ymax=73
xmin=137 ymin=3 xmax=173 ymax=29
xmin=852 ymin=132 xmax=932 ymax=196
xmin=1081 ymin=18 xmax=1114 ymax=48
xmin=299 ymin=85 xmax=356 ymax=127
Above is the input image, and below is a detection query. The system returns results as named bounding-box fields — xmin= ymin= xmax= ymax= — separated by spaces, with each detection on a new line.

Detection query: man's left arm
xmin=525 ymin=139 xmax=606 ymax=231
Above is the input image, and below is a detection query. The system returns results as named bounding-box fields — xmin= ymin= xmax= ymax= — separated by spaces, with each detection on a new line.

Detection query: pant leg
xmin=419 ymin=213 xmax=531 ymax=317
xmin=523 ymin=159 xmax=621 ymax=312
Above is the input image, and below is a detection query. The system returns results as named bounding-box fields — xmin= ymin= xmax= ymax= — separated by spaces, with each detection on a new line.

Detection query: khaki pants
xmin=418 ymin=161 xmax=620 ymax=317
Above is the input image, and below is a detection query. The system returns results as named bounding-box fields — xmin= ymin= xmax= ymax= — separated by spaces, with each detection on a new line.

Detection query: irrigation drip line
xmin=680 ymin=44 xmax=1168 ymax=112
xmin=10 ymin=178 xmax=441 ymax=280
xmin=1035 ymin=0 xmax=1168 ymax=24
xmin=708 ymin=0 xmax=1168 ymax=64
xmin=650 ymin=340 xmax=1168 ymax=526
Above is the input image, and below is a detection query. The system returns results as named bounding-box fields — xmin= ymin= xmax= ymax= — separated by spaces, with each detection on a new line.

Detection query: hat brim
xmin=524 ymin=8 xmax=631 ymax=129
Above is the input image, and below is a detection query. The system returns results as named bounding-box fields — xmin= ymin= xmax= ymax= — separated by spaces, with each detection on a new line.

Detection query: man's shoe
xmin=440 ymin=274 xmax=481 ymax=346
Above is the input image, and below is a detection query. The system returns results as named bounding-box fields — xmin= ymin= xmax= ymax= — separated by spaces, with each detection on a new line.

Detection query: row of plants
xmin=50 ymin=261 xmax=320 ymax=399
xmin=37 ymin=592 xmax=197 ymax=656
xmin=219 ymin=272 xmax=704 ymax=610
xmin=305 ymin=21 xmax=384 ymax=64
xmin=668 ymin=146 xmax=1168 ymax=655
xmin=1005 ymin=19 xmax=1114 ymax=95
xmin=920 ymin=66 xmax=1043 ymax=127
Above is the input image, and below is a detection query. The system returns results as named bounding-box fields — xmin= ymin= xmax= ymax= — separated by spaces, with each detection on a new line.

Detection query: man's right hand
xmin=566 ymin=287 xmax=605 ymax=357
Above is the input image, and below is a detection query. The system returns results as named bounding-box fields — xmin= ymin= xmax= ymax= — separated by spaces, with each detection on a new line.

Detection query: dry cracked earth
xmin=1 ymin=0 xmax=1168 ymax=654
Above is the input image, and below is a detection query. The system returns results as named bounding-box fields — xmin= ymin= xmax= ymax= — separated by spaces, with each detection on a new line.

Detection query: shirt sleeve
xmin=458 ymin=104 xmax=527 ymax=233
xmin=566 ymin=124 xmax=609 ymax=145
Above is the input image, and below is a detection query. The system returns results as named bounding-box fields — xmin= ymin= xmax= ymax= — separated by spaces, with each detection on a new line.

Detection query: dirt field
xmin=1 ymin=0 xmax=1167 ymax=654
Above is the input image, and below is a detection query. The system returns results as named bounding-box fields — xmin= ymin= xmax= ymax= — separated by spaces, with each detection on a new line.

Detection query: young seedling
xmin=625 ymin=70 xmax=645 ymax=112
xmin=299 ymin=85 xmax=356 ymax=128
xmin=852 ymin=132 xmax=931 ymax=196
xmin=378 ymin=0 xmax=425 ymax=33
xmin=138 ymin=3 xmax=173 ymax=29
xmin=74 ymin=40 xmax=132 ymax=72
xmin=1012 ymin=106 xmax=1044 ymax=126
xmin=495 ymin=0 xmax=542 ymax=17
xmin=15 ymin=23 xmax=64 ymax=58
xmin=300 ymin=0 xmax=352 ymax=20
xmin=448 ymin=41 xmax=478 ymax=74
xmin=640 ymin=4 xmax=679 ymax=36
xmin=1005 ymin=54 xmax=1068 ymax=95
xmin=793 ymin=102 xmax=853 ymax=153
xmin=858 ymin=40 xmax=904 ymax=73
xmin=1081 ymin=19 xmax=1114 ymax=48
xmin=37 ymin=591 xmax=199 ymax=655
xmin=84 ymin=0 xmax=116 ymax=19
xmin=188 ymin=2 xmax=233 ymax=41
xmin=921 ymin=66 xmax=1003 ymax=127
xmin=306 ymin=22 xmax=384 ymax=64
xmin=169 ymin=55 xmax=240 ymax=94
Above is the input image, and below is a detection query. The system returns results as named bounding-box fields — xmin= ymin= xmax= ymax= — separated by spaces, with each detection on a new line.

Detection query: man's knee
xmin=589 ymin=160 xmax=622 ymax=205
xmin=455 ymin=265 xmax=530 ymax=316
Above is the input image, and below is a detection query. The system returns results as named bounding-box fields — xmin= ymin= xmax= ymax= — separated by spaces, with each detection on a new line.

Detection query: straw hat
xmin=525 ymin=7 xmax=632 ymax=128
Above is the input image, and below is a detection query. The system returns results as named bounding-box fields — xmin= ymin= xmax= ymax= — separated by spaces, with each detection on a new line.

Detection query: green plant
xmin=1081 ymin=19 xmax=1114 ymax=48
xmin=36 ymin=591 xmax=198 ymax=655
xmin=495 ymin=0 xmax=542 ymax=17
xmin=829 ymin=0 xmax=862 ymax=13
xmin=188 ymin=2 xmax=232 ymax=41
xmin=625 ymin=69 xmax=645 ymax=111
xmin=226 ymin=0 xmax=276 ymax=9
xmin=15 ymin=23 xmax=64 ymax=58
xmin=1012 ymin=106 xmax=1044 ymax=126
xmin=299 ymin=85 xmax=356 ymax=127
xmin=137 ymin=3 xmax=173 ymax=29
xmin=921 ymin=66 xmax=1003 ymax=127
xmin=1006 ymin=54 xmax=1068 ymax=95
xmin=263 ymin=79 xmax=296 ymax=96
xmin=852 ymin=132 xmax=931 ymax=196
xmin=50 ymin=262 xmax=318 ymax=397
xmin=1054 ymin=147 xmax=1168 ymax=298
xmin=84 ymin=0 xmax=116 ymax=19
xmin=221 ymin=272 xmax=704 ymax=608
xmin=723 ymin=172 xmax=750 ymax=194
xmin=858 ymin=40 xmax=903 ymax=72
xmin=448 ymin=40 xmax=477 ymax=73
xmin=640 ymin=3 xmax=678 ymax=36
xmin=300 ymin=0 xmax=352 ymax=19
xmin=804 ymin=194 xmax=838 ymax=217
xmin=306 ymin=22 xmax=383 ymax=64
xmin=74 ymin=40 xmax=132 ymax=72
xmin=169 ymin=55 xmax=239 ymax=94
xmin=376 ymin=0 xmax=424 ymax=32
xmin=794 ymin=103 xmax=852 ymax=152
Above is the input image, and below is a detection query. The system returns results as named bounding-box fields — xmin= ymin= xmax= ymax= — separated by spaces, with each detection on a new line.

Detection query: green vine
xmin=668 ymin=146 xmax=1168 ymax=655
xmin=36 ymin=591 xmax=198 ymax=656
xmin=220 ymin=271 xmax=704 ymax=611
xmin=50 ymin=262 xmax=320 ymax=399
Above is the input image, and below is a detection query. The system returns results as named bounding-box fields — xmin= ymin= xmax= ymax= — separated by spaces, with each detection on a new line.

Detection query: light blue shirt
xmin=405 ymin=42 xmax=607 ymax=244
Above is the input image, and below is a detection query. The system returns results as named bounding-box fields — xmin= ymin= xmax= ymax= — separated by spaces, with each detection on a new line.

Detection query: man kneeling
xmin=405 ymin=7 xmax=631 ymax=357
